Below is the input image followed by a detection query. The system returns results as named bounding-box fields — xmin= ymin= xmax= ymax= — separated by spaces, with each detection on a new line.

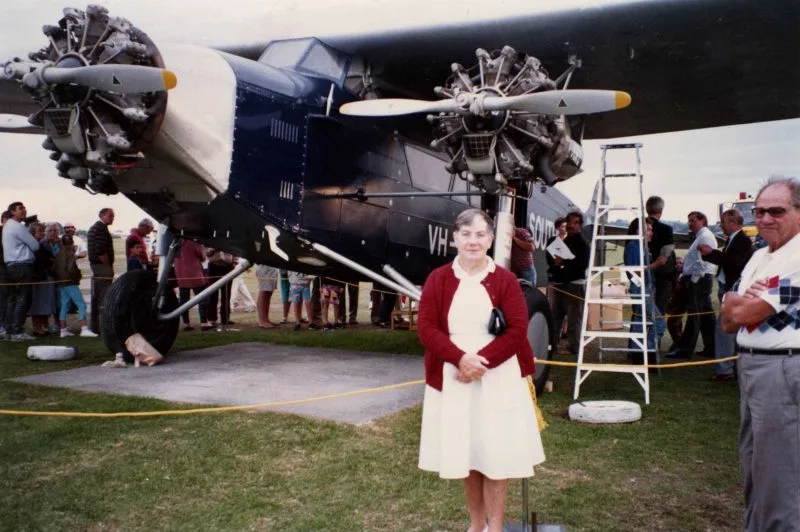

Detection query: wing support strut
xmin=306 ymin=241 xmax=420 ymax=301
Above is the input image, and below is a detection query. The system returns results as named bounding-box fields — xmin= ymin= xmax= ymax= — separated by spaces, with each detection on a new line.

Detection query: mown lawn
xmin=0 ymin=320 xmax=742 ymax=531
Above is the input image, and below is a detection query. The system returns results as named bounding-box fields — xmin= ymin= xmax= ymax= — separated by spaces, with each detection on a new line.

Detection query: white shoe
xmin=47 ymin=324 xmax=60 ymax=334
xmin=10 ymin=333 xmax=35 ymax=342
xmin=60 ymin=328 xmax=75 ymax=338
xmin=80 ymin=327 xmax=99 ymax=338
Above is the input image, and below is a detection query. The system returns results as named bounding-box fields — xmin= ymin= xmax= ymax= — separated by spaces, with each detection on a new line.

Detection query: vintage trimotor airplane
xmin=1 ymin=0 xmax=797 ymax=392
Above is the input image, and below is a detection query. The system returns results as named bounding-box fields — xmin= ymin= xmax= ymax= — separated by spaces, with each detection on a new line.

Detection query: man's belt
xmin=738 ymin=347 xmax=800 ymax=356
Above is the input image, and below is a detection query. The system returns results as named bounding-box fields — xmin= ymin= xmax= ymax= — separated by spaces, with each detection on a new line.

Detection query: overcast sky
xmin=1 ymin=0 xmax=798 ymax=231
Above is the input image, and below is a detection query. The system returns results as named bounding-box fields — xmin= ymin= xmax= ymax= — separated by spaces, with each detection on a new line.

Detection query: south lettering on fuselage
xmin=528 ymin=212 xmax=556 ymax=249
xmin=428 ymin=223 xmax=457 ymax=257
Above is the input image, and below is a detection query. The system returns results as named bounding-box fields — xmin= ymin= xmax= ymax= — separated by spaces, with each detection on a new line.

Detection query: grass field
xmin=0 ymin=331 xmax=742 ymax=531
xmin=0 ymin=241 xmax=742 ymax=531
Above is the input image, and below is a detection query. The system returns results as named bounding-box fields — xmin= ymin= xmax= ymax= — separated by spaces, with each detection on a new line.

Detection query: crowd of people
xmin=4 ymin=177 xmax=799 ymax=529
xmin=0 ymin=202 xmax=401 ymax=341
xmin=0 ymin=202 xmax=99 ymax=340
xmin=511 ymin=193 xmax=764 ymax=384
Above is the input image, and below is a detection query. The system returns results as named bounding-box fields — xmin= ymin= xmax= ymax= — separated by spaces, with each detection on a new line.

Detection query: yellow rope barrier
xmin=538 ymin=355 xmax=738 ymax=369
xmin=0 ymin=379 xmax=425 ymax=418
xmin=546 ymin=282 xmax=717 ymax=318
xmin=0 ymin=355 xmax=739 ymax=418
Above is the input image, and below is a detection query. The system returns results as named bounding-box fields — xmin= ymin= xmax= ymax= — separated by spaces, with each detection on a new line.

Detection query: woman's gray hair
xmin=453 ymin=208 xmax=495 ymax=233
xmin=756 ymin=176 xmax=800 ymax=207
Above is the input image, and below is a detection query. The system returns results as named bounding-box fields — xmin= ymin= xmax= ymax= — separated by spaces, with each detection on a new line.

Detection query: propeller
xmin=340 ymin=89 xmax=630 ymax=117
xmin=0 ymin=114 xmax=34 ymax=129
xmin=339 ymin=97 xmax=460 ymax=117
xmin=5 ymin=61 xmax=177 ymax=93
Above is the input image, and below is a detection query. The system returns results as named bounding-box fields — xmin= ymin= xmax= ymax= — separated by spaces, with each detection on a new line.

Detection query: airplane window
xmin=298 ymin=42 xmax=346 ymax=82
xmin=258 ymin=39 xmax=313 ymax=69
xmin=404 ymin=145 xmax=451 ymax=192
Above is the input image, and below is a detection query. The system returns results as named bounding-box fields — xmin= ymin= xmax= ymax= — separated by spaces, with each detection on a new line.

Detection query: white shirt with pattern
xmin=735 ymin=232 xmax=800 ymax=349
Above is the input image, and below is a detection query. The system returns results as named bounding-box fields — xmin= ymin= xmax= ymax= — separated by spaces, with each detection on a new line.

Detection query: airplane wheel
xmin=522 ymin=283 xmax=555 ymax=396
xmin=101 ymin=270 xmax=179 ymax=363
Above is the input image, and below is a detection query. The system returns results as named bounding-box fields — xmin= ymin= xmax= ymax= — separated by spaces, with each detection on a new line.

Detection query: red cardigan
xmin=417 ymin=262 xmax=535 ymax=391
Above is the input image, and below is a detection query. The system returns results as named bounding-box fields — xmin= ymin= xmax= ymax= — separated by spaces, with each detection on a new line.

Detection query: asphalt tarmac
xmin=14 ymin=343 xmax=425 ymax=425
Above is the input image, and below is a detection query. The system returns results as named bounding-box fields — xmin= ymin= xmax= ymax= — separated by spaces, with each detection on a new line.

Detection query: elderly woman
xmin=28 ymin=223 xmax=59 ymax=335
xmin=417 ymin=208 xmax=545 ymax=532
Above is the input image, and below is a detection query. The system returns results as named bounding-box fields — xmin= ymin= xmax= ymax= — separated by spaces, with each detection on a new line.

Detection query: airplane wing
xmin=0 ymin=80 xmax=43 ymax=134
xmin=297 ymin=0 xmax=799 ymax=139
xmin=2 ymin=0 xmax=797 ymax=139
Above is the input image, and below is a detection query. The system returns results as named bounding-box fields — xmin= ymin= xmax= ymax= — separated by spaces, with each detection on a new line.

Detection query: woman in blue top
xmin=624 ymin=217 xmax=659 ymax=364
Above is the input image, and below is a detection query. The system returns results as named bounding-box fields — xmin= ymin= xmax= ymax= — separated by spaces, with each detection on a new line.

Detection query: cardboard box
xmin=587 ymin=282 xmax=625 ymax=331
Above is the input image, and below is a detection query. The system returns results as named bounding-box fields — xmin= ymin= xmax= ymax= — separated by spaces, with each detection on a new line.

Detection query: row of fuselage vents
xmin=270 ymin=118 xmax=300 ymax=144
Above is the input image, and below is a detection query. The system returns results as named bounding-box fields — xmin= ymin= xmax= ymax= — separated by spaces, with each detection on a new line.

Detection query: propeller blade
xmin=41 ymin=64 xmax=177 ymax=93
xmin=339 ymin=98 xmax=458 ymax=117
xmin=484 ymin=90 xmax=631 ymax=115
xmin=0 ymin=114 xmax=34 ymax=129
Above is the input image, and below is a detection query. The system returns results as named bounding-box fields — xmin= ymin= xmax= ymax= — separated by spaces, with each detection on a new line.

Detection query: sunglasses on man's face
xmin=752 ymin=206 xmax=792 ymax=218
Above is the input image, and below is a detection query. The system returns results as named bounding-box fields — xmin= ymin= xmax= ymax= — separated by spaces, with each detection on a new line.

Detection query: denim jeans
xmin=59 ymin=285 xmax=86 ymax=321
xmin=0 ymin=265 xmax=8 ymax=328
xmin=5 ymin=262 xmax=34 ymax=334
xmin=714 ymin=281 xmax=736 ymax=376
xmin=628 ymin=281 xmax=659 ymax=361
xmin=518 ymin=267 xmax=537 ymax=287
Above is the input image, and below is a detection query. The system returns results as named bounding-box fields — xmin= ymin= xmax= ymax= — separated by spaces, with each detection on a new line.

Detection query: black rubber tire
xmin=521 ymin=283 xmax=555 ymax=395
xmin=101 ymin=270 xmax=180 ymax=363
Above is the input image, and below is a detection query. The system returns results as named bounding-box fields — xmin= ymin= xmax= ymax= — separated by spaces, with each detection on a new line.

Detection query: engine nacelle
xmin=430 ymin=46 xmax=583 ymax=190
xmin=6 ymin=5 xmax=168 ymax=194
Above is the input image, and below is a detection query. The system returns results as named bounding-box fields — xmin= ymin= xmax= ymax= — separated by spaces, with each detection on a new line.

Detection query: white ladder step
xmin=590 ymin=265 xmax=648 ymax=272
xmin=576 ymin=363 xmax=649 ymax=374
xmin=599 ymin=204 xmax=641 ymax=211
xmin=594 ymin=235 xmax=645 ymax=241
xmin=583 ymin=331 xmax=646 ymax=339
xmin=586 ymin=298 xmax=646 ymax=305
xmin=601 ymin=143 xmax=643 ymax=149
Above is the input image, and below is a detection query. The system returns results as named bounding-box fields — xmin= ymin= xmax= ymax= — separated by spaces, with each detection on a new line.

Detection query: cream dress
xmin=418 ymin=257 xmax=546 ymax=479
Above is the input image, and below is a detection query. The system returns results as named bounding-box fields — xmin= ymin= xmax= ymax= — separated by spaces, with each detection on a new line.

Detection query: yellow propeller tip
xmin=615 ymin=91 xmax=631 ymax=109
xmin=162 ymin=70 xmax=177 ymax=91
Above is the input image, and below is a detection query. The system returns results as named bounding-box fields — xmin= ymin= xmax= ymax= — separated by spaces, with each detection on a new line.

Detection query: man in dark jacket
xmin=546 ymin=211 xmax=590 ymax=355
xmin=698 ymin=208 xmax=753 ymax=380
xmin=87 ymin=208 xmax=115 ymax=334
xmin=646 ymin=196 xmax=677 ymax=345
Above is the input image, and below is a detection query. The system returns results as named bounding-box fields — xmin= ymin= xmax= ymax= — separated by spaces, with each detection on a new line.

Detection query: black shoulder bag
xmin=488 ymin=307 xmax=507 ymax=335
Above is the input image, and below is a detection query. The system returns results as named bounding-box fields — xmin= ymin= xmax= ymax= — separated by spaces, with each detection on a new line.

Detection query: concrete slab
xmin=13 ymin=343 xmax=425 ymax=425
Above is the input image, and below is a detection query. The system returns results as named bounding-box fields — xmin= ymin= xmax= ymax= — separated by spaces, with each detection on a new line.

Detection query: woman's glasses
xmin=751 ymin=206 xmax=792 ymax=218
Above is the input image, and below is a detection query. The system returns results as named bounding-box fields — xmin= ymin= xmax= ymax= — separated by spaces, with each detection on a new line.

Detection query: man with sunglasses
xmin=721 ymin=176 xmax=800 ymax=532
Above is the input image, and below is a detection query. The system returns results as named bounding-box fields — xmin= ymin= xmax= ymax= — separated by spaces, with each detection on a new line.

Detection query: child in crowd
xmin=287 ymin=271 xmax=313 ymax=331
xmin=321 ymin=278 xmax=345 ymax=331
xmin=52 ymin=235 xmax=97 ymax=338
xmin=127 ymin=241 xmax=145 ymax=271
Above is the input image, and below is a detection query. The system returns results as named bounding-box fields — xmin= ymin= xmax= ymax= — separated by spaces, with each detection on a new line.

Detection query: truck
xmin=719 ymin=192 xmax=758 ymax=241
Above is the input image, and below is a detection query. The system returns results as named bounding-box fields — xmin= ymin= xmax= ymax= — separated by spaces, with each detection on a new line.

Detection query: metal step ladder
xmin=573 ymin=143 xmax=657 ymax=404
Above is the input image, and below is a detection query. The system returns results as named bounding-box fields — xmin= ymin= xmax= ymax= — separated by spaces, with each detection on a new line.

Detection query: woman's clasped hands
xmin=455 ymin=353 xmax=490 ymax=383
